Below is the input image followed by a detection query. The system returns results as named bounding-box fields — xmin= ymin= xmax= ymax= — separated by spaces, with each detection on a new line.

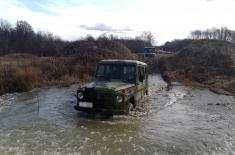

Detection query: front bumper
xmin=74 ymin=105 xmax=112 ymax=114
xmin=75 ymin=89 xmax=127 ymax=115
xmin=74 ymin=104 xmax=127 ymax=115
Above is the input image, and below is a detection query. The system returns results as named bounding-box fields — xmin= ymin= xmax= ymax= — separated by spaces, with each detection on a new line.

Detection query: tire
xmin=128 ymin=103 xmax=137 ymax=115
xmin=128 ymin=103 xmax=137 ymax=116
xmin=129 ymin=103 xmax=134 ymax=112
xmin=145 ymin=89 xmax=148 ymax=95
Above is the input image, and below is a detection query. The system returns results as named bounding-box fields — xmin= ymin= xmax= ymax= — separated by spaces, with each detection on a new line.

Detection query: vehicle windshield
xmin=95 ymin=64 xmax=136 ymax=83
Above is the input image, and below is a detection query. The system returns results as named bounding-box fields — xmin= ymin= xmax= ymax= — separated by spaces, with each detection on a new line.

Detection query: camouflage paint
xmin=75 ymin=60 xmax=148 ymax=115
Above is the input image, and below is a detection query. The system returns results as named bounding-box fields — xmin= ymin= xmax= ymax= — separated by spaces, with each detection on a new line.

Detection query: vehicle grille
xmin=83 ymin=89 xmax=115 ymax=109
xmin=83 ymin=88 xmax=95 ymax=102
xmin=95 ymin=92 xmax=114 ymax=109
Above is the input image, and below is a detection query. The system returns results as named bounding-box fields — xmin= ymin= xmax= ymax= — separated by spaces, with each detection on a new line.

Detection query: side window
xmin=141 ymin=67 xmax=145 ymax=80
xmin=144 ymin=67 xmax=147 ymax=79
xmin=96 ymin=65 xmax=104 ymax=77
xmin=123 ymin=65 xmax=135 ymax=82
xmin=138 ymin=66 xmax=145 ymax=82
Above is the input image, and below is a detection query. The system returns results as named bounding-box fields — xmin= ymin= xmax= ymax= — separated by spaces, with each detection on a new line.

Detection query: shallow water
xmin=0 ymin=75 xmax=234 ymax=155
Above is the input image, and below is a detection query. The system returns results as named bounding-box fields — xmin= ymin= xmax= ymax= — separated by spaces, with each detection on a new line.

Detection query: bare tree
xmin=190 ymin=27 xmax=235 ymax=42
xmin=190 ymin=30 xmax=202 ymax=40
xmin=16 ymin=20 xmax=33 ymax=34
xmin=0 ymin=19 xmax=12 ymax=32
xmin=139 ymin=31 xmax=156 ymax=45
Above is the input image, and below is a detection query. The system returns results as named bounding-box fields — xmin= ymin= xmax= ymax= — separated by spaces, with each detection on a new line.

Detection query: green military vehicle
xmin=74 ymin=60 xmax=148 ymax=115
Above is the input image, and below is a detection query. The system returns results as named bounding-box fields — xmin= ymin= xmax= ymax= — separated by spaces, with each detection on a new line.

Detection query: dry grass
xmin=0 ymin=50 xmax=136 ymax=95
xmin=157 ymin=40 xmax=235 ymax=95
xmin=222 ymin=78 xmax=235 ymax=94
xmin=0 ymin=54 xmax=95 ymax=95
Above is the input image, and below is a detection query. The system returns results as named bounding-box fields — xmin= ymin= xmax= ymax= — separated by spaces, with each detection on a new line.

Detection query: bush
xmin=13 ymin=67 xmax=42 ymax=92
xmin=0 ymin=66 xmax=43 ymax=94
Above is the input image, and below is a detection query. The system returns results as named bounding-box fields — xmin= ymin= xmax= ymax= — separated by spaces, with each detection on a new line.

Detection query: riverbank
xmin=164 ymin=72 xmax=235 ymax=96
xmin=159 ymin=40 xmax=235 ymax=96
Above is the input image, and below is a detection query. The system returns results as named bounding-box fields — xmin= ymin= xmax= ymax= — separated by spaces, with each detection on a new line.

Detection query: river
xmin=0 ymin=75 xmax=234 ymax=155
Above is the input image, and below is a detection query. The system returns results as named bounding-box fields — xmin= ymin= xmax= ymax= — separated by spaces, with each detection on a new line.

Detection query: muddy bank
xmin=162 ymin=73 xmax=235 ymax=96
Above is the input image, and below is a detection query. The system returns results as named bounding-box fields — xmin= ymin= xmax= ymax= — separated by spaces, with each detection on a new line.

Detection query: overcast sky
xmin=0 ymin=0 xmax=234 ymax=44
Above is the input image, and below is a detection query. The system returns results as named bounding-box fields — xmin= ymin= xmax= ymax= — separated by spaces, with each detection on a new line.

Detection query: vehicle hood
xmin=85 ymin=80 xmax=135 ymax=92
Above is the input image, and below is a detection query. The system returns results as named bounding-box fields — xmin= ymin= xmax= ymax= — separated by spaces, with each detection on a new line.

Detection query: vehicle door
xmin=136 ymin=65 xmax=146 ymax=102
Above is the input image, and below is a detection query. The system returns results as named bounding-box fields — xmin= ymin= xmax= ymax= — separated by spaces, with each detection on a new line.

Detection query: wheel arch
xmin=129 ymin=96 xmax=136 ymax=108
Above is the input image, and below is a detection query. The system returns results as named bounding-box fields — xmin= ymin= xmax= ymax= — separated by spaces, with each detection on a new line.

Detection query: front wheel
xmin=129 ymin=103 xmax=134 ymax=112
xmin=127 ymin=103 xmax=136 ymax=116
xmin=145 ymin=89 xmax=148 ymax=96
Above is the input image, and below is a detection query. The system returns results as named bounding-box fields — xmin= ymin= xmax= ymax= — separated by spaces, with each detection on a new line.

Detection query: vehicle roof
xmin=99 ymin=59 xmax=147 ymax=66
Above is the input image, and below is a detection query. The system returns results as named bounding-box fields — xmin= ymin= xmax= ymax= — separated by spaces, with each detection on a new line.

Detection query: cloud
xmin=15 ymin=0 xmax=58 ymax=15
xmin=1 ymin=0 xmax=235 ymax=44
xmin=80 ymin=24 xmax=132 ymax=33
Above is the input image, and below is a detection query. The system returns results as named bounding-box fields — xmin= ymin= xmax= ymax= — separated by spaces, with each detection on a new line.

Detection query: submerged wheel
xmin=128 ymin=102 xmax=137 ymax=116
xmin=128 ymin=97 xmax=136 ymax=115
xmin=129 ymin=103 xmax=134 ymax=112
xmin=145 ymin=89 xmax=148 ymax=96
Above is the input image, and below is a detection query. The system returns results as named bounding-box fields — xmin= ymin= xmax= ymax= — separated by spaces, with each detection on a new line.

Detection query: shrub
xmin=59 ymin=75 xmax=80 ymax=87
xmin=225 ymin=79 xmax=235 ymax=93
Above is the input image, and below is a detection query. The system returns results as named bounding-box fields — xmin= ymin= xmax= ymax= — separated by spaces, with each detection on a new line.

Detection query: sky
xmin=0 ymin=0 xmax=235 ymax=45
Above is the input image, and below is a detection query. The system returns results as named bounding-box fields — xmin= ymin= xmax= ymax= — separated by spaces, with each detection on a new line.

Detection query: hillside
xmin=159 ymin=39 xmax=194 ymax=52
xmin=63 ymin=39 xmax=136 ymax=60
xmin=0 ymin=40 xmax=137 ymax=95
xmin=0 ymin=20 xmax=140 ymax=95
xmin=160 ymin=39 xmax=235 ymax=94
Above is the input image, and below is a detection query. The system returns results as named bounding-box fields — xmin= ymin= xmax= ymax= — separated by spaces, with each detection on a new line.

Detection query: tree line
xmin=0 ymin=19 xmax=155 ymax=56
xmin=190 ymin=27 xmax=235 ymax=42
xmin=0 ymin=19 xmax=68 ymax=56
xmin=159 ymin=27 xmax=235 ymax=53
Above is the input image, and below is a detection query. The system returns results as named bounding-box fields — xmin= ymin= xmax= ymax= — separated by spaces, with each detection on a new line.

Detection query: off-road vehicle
xmin=74 ymin=60 xmax=148 ymax=115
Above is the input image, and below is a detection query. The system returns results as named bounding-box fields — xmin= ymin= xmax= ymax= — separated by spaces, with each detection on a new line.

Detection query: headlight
xmin=78 ymin=92 xmax=84 ymax=100
xmin=116 ymin=95 xmax=123 ymax=103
